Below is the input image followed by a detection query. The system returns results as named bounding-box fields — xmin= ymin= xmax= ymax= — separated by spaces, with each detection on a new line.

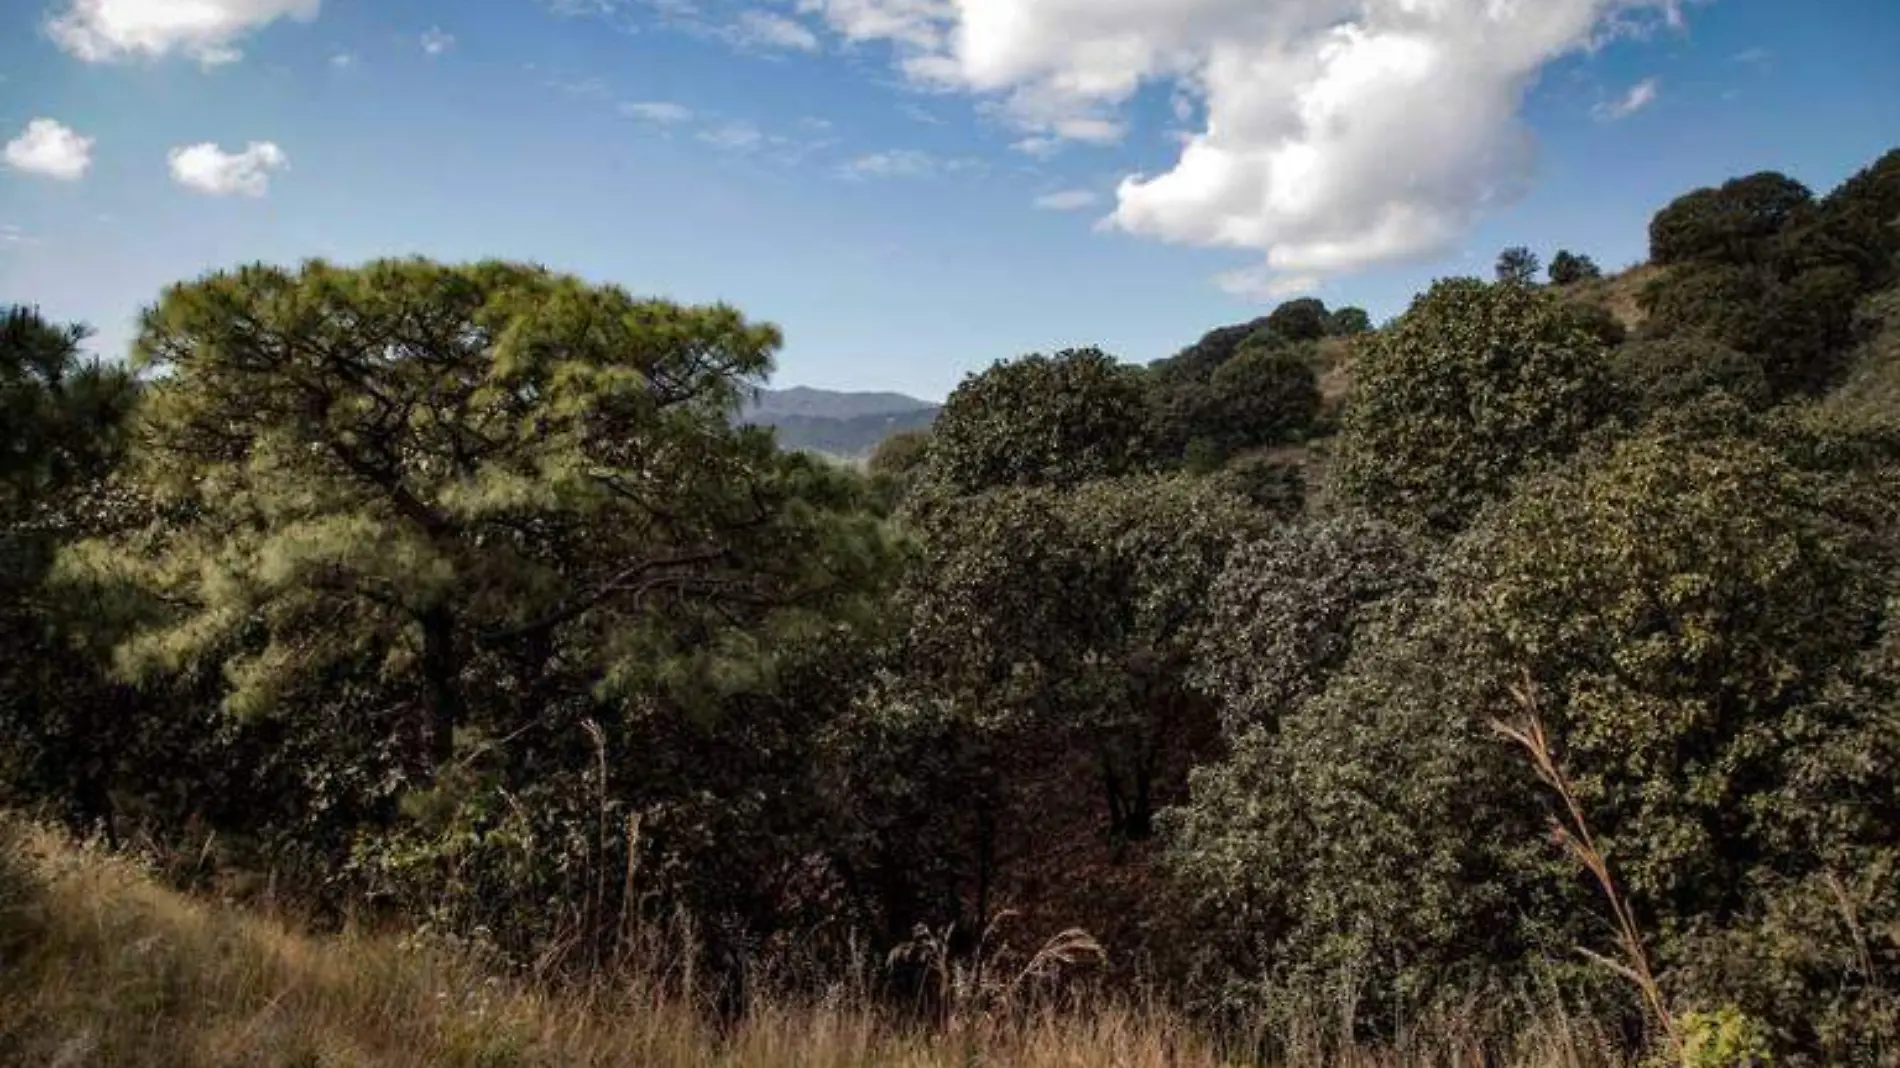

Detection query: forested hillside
xmin=4 ymin=145 xmax=1899 ymax=1068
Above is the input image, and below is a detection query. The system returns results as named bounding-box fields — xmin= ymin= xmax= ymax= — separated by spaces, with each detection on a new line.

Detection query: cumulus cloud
xmin=619 ymin=100 xmax=695 ymax=124
xmin=731 ymin=10 xmax=819 ymax=51
xmin=168 ymin=141 xmax=288 ymax=196
xmin=1033 ymin=188 xmax=1098 ymax=211
xmin=4 ymin=119 xmax=94 ymax=181
xmin=420 ymin=27 xmax=454 ymax=55
xmin=801 ymin=0 xmax=1689 ymax=291
xmin=48 ymin=0 xmax=319 ymax=65
xmin=1594 ymin=77 xmax=1660 ymax=119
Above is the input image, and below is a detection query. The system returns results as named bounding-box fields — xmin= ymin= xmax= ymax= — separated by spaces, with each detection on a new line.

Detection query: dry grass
xmin=0 ymin=815 xmax=1634 ymax=1068
xmin=1494 ymin=677 xmax=1677 ymax=1060
xmin=1564 ymin=264 xmax=1663 ymax=334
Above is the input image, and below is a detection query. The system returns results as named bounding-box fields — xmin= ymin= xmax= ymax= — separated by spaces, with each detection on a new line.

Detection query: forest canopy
xmin=5 ymin=144 xmax=1900 ymax=1067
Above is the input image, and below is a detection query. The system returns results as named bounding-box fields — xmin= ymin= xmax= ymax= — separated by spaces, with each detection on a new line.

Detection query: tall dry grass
xmin=0 ymin=814 xmax=1634 ymax=1068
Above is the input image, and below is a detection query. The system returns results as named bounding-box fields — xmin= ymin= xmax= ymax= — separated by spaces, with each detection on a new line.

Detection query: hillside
xmin=742 ymin=386 xmax=940 ymax=458
xmin=0 ymin=816 xmax=1622 ymax=1067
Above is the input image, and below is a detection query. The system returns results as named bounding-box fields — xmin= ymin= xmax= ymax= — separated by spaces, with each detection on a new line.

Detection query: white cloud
xmin=619 ymin=100 xmax=695 ymax=124
xmin=541 ymin=0 xmax=626 ymax=13
xmin=48 ymin=0 xmax=319 ymax=65
xmin=731 ymin=10 xmax=819 ymax=51
xmin=1594 ymin=77 xmax=1659 ymax=120
xmin=1731 ymin=46 xmax=1769 ymax=64
xmin=1033 ymin=188 xmax=1098 ymax=211
xmin=329 ymin=51 xmax=354 ymax=68
xmin=838 ymin=149 xmax=939 ymax=179
xmin=548 ymin=75 xmax=612 ymax=100
xmin=1 ymin=224 xmax=40 ymax=247
xmin=798 ymin=0 xmax=950 ymax=50
xmin=4 ymin=119 xmax=94 ymax=181
xmin=420 ymin=26 xmax=454 ymax=55
xmin=168 ymin=141 xmax=288 ymax=196
xmin=699 ymin=121 xmax=764 ymax=151
xmin=801 ymin=0 xmax=1690 ymax=291
xmin=1011 ymin=136 xmax=1061 ymax=159
xmin=1215 ymin=265 xmax=1324 ymax=300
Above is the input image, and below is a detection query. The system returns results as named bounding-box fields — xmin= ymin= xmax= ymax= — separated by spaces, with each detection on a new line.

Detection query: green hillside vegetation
xmin=4 ymin=144 xmax=1899 ymax=1067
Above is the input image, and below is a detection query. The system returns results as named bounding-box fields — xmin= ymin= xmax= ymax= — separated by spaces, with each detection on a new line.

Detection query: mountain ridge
xmin=742 ymin=385 xmax=940 ymax=458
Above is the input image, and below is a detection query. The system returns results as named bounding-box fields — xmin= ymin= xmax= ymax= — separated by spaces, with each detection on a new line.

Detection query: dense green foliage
xmin=1549 ymin=249 xmax=1604 ymax=286
xmin=7 ymin=144 xmax=1900 ymax=1067
xmin=901 ymin=475 xmax=1268 ymax=841
xmin=925 ymin=347 xmax=1150 ymax=494
xmin=1336 ymin=277 xmax=1620 ymax=532
xmin=1496 ymin=246 xmax=1541 ymax=285
xmin=1144 ymin=297 xmax=1355 ymax=464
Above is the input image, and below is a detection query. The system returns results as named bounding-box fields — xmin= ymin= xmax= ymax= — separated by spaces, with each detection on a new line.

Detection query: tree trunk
xmin=418 ymin=604 xmax=462 ymax=772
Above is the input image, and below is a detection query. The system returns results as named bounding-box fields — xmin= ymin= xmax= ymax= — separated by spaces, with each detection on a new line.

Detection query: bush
xmin=1193 ymin=345 xmax=1321 ymax=461
xmin=1650 ymin=173 xmax=1814 ymax=267
xmin=1207 ymin=451 xmax=1307 ymax=518
xmin=1609 ymin=337 xmax=1772 ymax=414
xmin=926 ymin=348 xmax=1151 ymax=495
xmin=1337 ymin=278 xmax=1619 ymax=532
xmin=1192 ymin=514 xmax=1430 ymax=737
xmin=1165 ymin=590 xmax=1591 ymax=1035
xmin=1550 ymin=250 xmax=1604 ymax=286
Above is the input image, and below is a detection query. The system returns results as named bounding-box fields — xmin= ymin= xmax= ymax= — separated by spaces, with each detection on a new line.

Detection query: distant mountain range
xmin=741 ymin=386 xmax=940 ymax=459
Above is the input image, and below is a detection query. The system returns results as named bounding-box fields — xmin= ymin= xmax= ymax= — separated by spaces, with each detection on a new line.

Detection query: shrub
xmin=1192 ymin=514 xmax=1430 ymax=737
xmin=1649 ymin=173 xmax=1814 ymax=267
xmin=1337 ymin=278 xmax=1619 ymax=532
xmin=926 ymin=348 xmax=1151 ymax=495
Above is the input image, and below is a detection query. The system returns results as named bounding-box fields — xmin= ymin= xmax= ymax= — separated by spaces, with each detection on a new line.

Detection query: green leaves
xmin=925 ymin=347 xmax=1152 ymax=496
xmin=62 ymin=258 xmax=891 ymax=780
xmin=1337 ymin=277 xmax=1620 ymax=533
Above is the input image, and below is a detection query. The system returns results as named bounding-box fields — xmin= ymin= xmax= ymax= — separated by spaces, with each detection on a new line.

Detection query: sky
xmin=2 ymin=0 xmax=1897 ymax=401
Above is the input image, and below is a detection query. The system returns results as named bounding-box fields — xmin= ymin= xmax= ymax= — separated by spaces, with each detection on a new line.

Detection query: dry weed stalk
xmin=888 ymin=908 xmax=1105 ymax=1027
xmin=1493 ymin=674 xmax=1682 ymax=1062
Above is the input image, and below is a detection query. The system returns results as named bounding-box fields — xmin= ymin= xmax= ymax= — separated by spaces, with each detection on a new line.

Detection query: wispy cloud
xmin=838 ymin=149 xmax=938 ymax=180
xmin=729 ymin=9 xmax=819 ymax=52
xmin=699 ymin=121 xmax=765 ymax=151
xmin=1732 ymin=47 xmax=1771 ymax=64
xmin=420 ymin=27 xmax=455 ymax=56
xmin=1012 ymin=137 xmax=1062 ymax=159
xmin=898 ymin=103 xmax=943 ymax=126
xmin=1033 ymin=189 xmax=1099 ymax=211
xmin=619 ymin=100 xmax=695 ymax=124
xmin=548 ymin=75 xmax=613 ymax=101
xmin=837 ymin=149 xmax=982 ymax=181
xmin=1215 ymin=266 xmax=1324 ymax=301
xmin=329 ymin=52 xmax=356 ymax=69
xmin=1 ymin=223 xmax=41 ymax=247
xmin=1593 ymin=77 xmax=1659 ymax=121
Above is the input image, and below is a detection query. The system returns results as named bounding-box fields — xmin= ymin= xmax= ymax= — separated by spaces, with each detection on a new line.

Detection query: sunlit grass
xmin=0 ymin=816 xmax=1629 ymax=1068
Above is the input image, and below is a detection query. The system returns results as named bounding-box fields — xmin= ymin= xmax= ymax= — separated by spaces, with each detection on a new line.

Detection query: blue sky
xmin=2 ymin=0 xmax=1896 ymax=400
